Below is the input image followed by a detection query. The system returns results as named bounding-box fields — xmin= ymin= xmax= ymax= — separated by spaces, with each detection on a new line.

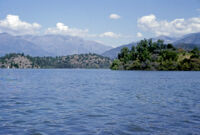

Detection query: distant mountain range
xmin=1 ymin=32 xmax=200 ymax=58
xmin=0 ymin=33 xmax=112 ymax=56
xmin=173 ymin=32 xmax=200 ymax=50
xmin=0 ymin=33 xmax=49 ymax=56
xmin=102 ymin=32 xmax=200 ymax=59
xmin=174 ymin=32 xmax=200 ymax=45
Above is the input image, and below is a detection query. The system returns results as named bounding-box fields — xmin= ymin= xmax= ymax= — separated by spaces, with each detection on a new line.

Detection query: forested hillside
xmin=0 ymin=53 xmax=111 ymax=69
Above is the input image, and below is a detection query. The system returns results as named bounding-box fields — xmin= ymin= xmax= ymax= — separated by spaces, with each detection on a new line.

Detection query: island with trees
xmin=110 ymin=39 xmax=200 ymax=71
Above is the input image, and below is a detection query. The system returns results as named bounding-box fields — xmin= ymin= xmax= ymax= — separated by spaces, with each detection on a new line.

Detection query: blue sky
xmin=0 ymin=0 xmax=200 ymax=47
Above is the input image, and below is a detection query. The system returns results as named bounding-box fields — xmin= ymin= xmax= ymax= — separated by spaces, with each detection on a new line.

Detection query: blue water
xmin=0 ymin=69 xmax=200 ymax=135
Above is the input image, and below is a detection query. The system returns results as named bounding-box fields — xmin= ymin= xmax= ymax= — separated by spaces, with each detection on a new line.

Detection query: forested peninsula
xmin=110 ymin=39 xmax=200 ymax=71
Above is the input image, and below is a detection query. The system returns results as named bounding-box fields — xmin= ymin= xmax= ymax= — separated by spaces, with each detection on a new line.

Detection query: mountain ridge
xmin=0 ymin=33 xmax=50 ymax=56
xmin=0 ymin=33 xmax=112 ymax=56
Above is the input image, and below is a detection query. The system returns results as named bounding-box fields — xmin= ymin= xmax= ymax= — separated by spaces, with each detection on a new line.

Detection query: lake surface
xmin=0 ymin=69 xmax=200 ymax=135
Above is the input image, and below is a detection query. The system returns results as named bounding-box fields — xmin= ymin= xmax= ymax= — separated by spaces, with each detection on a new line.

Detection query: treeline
xmin=110 ymin=39 xmax=200 ymax=70
xmin=0 ymin=53 xmax=112 ymax=69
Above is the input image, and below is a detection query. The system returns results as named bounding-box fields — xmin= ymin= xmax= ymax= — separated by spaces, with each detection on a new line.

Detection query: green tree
xmin=191 ymin=47 xmax=200 ymax=58
xmin=110 ymin=59 xmax=121 ymax=70
xmin=118 ymin=47 xmax=130 ymax=63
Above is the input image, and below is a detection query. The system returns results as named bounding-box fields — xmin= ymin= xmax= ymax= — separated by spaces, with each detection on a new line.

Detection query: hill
xmin=0 ymin=53 xmax=112 ymax=69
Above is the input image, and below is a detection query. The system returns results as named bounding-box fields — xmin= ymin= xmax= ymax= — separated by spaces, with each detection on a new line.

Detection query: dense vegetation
xmin=110 ymin=39 xmax=200 ymax=70
xmin=0 ymin=53 xmax=111 ymax=69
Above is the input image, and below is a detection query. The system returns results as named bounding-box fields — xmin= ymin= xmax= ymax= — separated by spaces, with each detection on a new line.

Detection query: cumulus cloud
xmin=0 ymin=14 xmax=41 ymax=35
xmin=137 ymin=14 xmax=200 ymax=36
xmin=100 ymin=32 xmax=121 ymax=38
xmin=45 ymin=22 xmax=95 ymax=37
xmin=109 ymin=14 xmax=121 ymax=19
xmin=137 ymin=32 xmax=143 ymax=37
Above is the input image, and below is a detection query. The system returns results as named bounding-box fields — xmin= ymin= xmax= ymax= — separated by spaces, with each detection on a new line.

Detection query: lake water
xmin=0 ymin=69 xmax=200 ymax=135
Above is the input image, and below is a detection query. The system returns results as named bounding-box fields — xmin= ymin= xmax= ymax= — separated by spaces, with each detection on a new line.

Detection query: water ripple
xmin=0 ymin=69 xmax=199 ymax=135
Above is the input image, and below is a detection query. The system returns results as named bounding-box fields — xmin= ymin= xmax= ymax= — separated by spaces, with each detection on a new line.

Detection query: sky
xmin=0 ymin=0 xmax=200 ymax=47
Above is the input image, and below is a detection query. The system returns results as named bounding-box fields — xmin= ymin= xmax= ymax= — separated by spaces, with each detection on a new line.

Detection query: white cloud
xmin=0 ymin=14 xmax=41 ymax=35
xmin=45 ymin=22 xmax=95 ymax=37
xmin=100 ymin=32 xmax=121 ymax=38
xmin=137 ymin=32 xmax=143 ymax=37
xmin=138 ymin=14 xmax=200 ymax=36
xmin=109 ymin=14 xmax=121 ymax=19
